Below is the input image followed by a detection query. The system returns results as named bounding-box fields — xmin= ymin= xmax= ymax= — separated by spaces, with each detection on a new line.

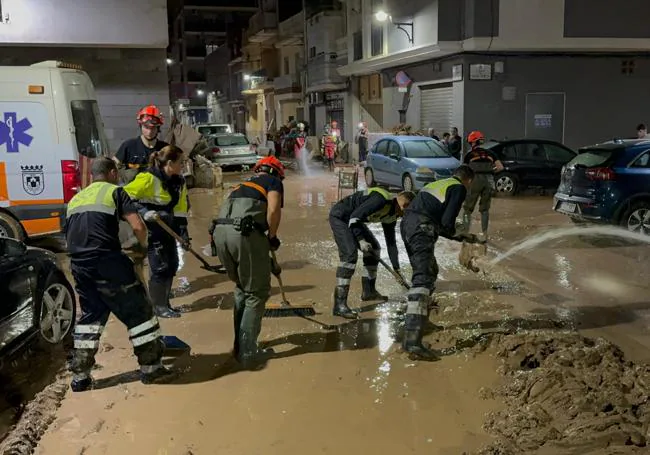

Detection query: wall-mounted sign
xmin=452 ymin=64 xmax=463 ymax=82
xmin=534 ymin=114 xmax=552 ymax=128
xmin=469 ymin=63 xmax=492 ymax=81
xmin=502 ymin=86 xmax=516 ymax=101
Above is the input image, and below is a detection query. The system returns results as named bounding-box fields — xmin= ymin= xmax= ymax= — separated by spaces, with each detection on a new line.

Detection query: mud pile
xmin=477 ymin=332 xmax=650 ymax=454
xmin=0 ymin=379 xmax=67 ymax=455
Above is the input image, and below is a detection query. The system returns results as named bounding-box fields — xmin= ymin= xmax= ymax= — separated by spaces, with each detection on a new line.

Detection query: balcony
xmin=273 ymin=74 xmax=301 ymax=94
xmin=306 ymin=52 xmax=345 ymax=92
xmin=276 ymin=12 xmax=304 ymax=47
xmin=186 ymin=45 xmax=207 ymax=58
xmin=241 ymin=70 xmax=274 ymax=95
xmin=245 ymin=11 xmax=278 ymax=43
xmin=305 ymin=0 xmax=343 ymax=20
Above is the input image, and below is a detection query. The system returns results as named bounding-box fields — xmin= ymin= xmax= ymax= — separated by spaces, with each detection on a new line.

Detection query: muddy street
xmin=3 ymin=167 xmax=649 ymax=454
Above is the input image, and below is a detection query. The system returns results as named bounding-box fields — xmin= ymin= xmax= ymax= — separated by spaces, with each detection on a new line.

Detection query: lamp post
xmin=374 ymin=10 xmax=414 ymax=45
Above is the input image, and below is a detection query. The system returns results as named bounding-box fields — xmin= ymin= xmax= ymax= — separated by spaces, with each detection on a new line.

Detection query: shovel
xmin=376 ymin=257 xmax=410 ymax=290
xmin=151 ymin=214 xmax=227 ymax=274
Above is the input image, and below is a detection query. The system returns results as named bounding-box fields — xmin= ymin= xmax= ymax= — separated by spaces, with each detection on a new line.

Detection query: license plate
xmin=558 ymin=202 xmax=576 ymax=213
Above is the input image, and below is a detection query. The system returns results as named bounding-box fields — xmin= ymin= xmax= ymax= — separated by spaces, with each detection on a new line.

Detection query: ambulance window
xmin=70 ymin=100 xmax=109 ymax=158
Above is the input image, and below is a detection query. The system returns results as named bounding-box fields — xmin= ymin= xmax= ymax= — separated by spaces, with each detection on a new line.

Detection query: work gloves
xmin=143 ymin=210 xmax=159 ymax=222
xmin=358 ymin=240 xmax=374 ymax=254
xmin=268 ymin=235 xmax=281 ymax=251
xmin=452 ymin=233 xmax=485 ymax=244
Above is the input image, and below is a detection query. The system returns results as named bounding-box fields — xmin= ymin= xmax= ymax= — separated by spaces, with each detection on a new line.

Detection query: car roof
xmin=378 ymin=135 xmax=436 ymax=142
xmin=213 ymin=133 xmax=245 ymax=137
xmin=581 ymin=138 xmax=650 ymax=150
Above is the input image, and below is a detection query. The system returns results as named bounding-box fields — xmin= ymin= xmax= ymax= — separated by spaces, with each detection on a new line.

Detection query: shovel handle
xmin=152 ymin=216 xmax=213 ymax=269
xmin=270 ymin=251 xmax=290 ymax=305
xmin=377 ymin=257 xmax=410 ymax=290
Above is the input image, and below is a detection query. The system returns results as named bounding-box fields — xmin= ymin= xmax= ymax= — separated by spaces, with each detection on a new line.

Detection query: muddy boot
xmin=149 ymin=281 xmax=181 ymax=318
xmin=140 ymin=365 xmax=179 ymax=384
xmin=237 ymin=347 xmax=276 ymax=370
xmin=402 ymin=314 xmax=440 ymax=361
xmin=480 ymin=211 xmax=489 ymax=237
xmin=459 ymin=210 xmax=472 ymax=234
xmin=332 ymin=285 xmax=359 ymax=319
xmin=361 ymin=277 xmax=387 ymax=302
xmin=165 ymin=278 xmax=183 ymax=314
xmin=70 ymin=376 xmax=93 ymax=392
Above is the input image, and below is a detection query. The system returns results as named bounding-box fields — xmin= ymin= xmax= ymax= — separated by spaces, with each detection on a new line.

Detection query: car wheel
xmin=621 ymin=201 xmax=650 ymax=235
xmin=364 ymin=168 xmax=376 ymax=187
xmin=495 ymin=173 xmax=518 ymax=196
xmin=0 ymin=212 xmax=25 ymax=241
xmin=37 ymin=273 xmax=76 ymax=345
xmin=402 ymin=174 xmax=414 ymax=192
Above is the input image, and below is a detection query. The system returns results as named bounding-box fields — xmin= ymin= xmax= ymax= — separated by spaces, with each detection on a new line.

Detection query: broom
xmin=264 ymin=251 xmax=316 ymax=318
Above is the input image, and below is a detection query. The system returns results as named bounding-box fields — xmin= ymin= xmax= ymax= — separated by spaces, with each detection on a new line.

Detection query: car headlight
xmin=415 ymin=167 xmax=433 ymax=174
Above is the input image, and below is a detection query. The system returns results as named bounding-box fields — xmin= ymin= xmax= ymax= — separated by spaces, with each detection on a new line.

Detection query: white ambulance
xmin=0 ymin=60 xmax=108 ymax=240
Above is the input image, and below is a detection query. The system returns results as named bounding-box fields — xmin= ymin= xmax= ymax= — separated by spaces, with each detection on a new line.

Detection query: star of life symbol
xmin=0 ymin=112 xmax=33 ymax=153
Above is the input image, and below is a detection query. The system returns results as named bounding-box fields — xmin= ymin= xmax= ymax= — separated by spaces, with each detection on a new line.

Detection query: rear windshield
xmin=70 ymin=100 xmax=109 ymax=158
xmin=213 ymin=136 xmax=249 ymax=146
xmin=403 ymin=140 xmax=450 ymax=158
xmin=568 ymin=148 xmax=615 ymax=168
xmin=199 ymin=125 xmax=231 ymax=135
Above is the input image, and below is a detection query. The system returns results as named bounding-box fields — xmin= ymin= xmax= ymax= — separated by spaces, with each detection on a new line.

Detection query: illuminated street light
xmin=375 ymin=10 xmax=389 ymax=22
xmin=373 ymin=10 xmax=414 ymax=44
xmin=197 ymin=89 xmax=205 ymax=96
xmin=166 ymin=58 xmax=173 ymax=65
xmin=243 ymin=74 xmax=251 ymax=81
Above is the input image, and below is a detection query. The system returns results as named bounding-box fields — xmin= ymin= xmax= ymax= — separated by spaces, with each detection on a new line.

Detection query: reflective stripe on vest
xmin=421 ymin=178 xmax=461 ymax=203
xmin=66 ymin=181 xmax=117 ymax=218
xmin=173 ymin=183 xmax=190 ymax=218
xmin=365 ymin=186 xmax=396 ymax=224
xmin=124 ymin=172 xmax=172 ymax=206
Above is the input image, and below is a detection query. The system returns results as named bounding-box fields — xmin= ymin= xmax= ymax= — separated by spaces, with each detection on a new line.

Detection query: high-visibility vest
xmin=66 ymin=181 xmax=117 ymax=218
xmin=124 ymin=172 xmax=173 ymax=209
xmin=174 ymin=183 xmax=189 ymax=218
xmin=365 ymin=186 xmax=396 ymax=224
xmin=421 ymin=177 xmax=462 ymax=203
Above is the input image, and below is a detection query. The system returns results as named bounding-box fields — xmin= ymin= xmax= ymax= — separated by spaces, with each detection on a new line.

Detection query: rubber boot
xmin=402 ymin=314 xmax=440 ymax=361
xmin=361 ymin=277 xmax=387 ymax=302
xmin=461 ymin=210 xmax=472 ymax=234
xmin=70 ymin=376 xmax=93 ymax=392
xmin=165 ymin=277 xmax=183 ymax=314
xmin=332 ymin=285 xmax=359 ymax=319
xmin=480 ymin=211 xmax=490 ymax=242
xmin=149 ymin=280 xmax=181 ymax=318
xmin=140 ymin=365 xmax=179 ymax=384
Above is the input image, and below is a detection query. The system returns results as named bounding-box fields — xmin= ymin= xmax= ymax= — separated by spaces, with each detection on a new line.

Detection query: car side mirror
xmin=0 ymin=237 xmax=27 ymax=257
xmin=389 ymin=154 xmax=400 ymax=161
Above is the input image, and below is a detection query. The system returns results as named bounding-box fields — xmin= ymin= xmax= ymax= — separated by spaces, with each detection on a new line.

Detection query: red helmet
xmin=254 ymin=155 xmax=285 ymax=179
xmin=467 ymin=130 xmax=485 ymax=145
xmin=137 ymin=105 xmax=164 ymax=127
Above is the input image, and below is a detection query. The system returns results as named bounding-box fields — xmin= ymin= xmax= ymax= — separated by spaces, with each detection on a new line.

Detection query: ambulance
xmin=0 ymin=60 xmax=108 ymax=240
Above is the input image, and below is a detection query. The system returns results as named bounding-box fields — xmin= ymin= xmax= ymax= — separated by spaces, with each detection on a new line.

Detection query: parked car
xmin=553 ymin=138 xmax=650 ymax=233
xmin=208 ymin=134 xmax=259 ymax=169
xmin=364 ymin=135 xmax=460 ymax=191
xmin=483 ymin=139 xmax=577 ymax=195
xmin=0 ymin=237 xmax=75 ymax=362
xmin=196 ymin=123 xmax=232 ymax=137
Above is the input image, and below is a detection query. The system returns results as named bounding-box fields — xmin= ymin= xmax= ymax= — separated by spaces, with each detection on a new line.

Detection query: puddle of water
xmin=492 ymin=226 xmax=650 ymax=264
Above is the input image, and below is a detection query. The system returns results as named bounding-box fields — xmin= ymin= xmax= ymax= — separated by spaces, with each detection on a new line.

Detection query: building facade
xmin=273 ymin=11 xmax=305 ymax=127
xmin=0 ymin=0 xmax=170 ymax=152
xmin=338 ymin=0 xmax=650 ymax=157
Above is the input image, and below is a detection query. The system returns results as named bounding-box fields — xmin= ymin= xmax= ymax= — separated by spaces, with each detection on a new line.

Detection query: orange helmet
xmin=137 ymin=105 xmax=164 ymax=127
xmin=253 ymin=155 xmax=285 ymax=179
xmin=467 ymin=130 xmax=485 ymax=145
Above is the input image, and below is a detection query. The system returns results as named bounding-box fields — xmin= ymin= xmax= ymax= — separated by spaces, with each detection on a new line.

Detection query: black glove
xmin=268 ymin=236 xmax=281 ymax=251
xmin=453 ymin=233 xmax=482 ymax=244
xmin=270 ymin=257 xmax=282 ymax=276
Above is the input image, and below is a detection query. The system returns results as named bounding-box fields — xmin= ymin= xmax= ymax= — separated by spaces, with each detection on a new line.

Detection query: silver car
xmin=208 ymin=134 xmax=259 ymax=168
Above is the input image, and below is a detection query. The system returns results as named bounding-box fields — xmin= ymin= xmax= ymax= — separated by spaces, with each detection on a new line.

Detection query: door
xmin=543 ymin=143 xmax=577 ymax=187
xmin=385 ymin=140 xmax=403 ymax=186
xmin=525 ymin=93 xmax=565 ymax=143
xmin=420 ymin=84 xmax=453 ymax=135
xmin=624 ymin=150 xmax=650 ymax=193
xmin=370 ymin=140 xmax=391 ymax=182
xmin=505 ymin=142 xmax=549 ymax=185
xmin=0 ymin=239 xmax=35 ymax=350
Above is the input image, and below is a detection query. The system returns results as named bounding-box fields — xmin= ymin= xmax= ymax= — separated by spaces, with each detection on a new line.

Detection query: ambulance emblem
xmin=21 ymin=164 xmax=44 ymax=196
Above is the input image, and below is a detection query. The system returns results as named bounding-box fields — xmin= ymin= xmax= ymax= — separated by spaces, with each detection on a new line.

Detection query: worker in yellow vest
xmin=329 ymin=186 xmax=415 ymax=319
xmin=400 ymin=165 xmax=481 ymax=361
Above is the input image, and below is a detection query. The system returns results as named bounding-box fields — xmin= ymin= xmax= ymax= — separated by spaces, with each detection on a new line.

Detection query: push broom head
xmin=264 ymin=302 xmax=316 ymax=318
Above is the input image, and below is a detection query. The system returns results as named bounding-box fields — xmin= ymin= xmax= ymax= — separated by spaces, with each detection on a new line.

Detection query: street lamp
xmin=243 ymin=74 xmax=251 ymax=81
xmin=374 ymin=10 xmax=414 ymax=45
xmin=166 ymin=58 xmax=173 ymax=65
xmin=197 ymin=89 xmax=205 ymax=96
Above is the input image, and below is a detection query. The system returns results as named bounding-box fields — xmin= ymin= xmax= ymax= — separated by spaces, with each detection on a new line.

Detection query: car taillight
xmin=585 ymin=167 xmax=616 ymax=181
xmin=212 ymin=147 xmax=221 ymax=155
xmin=61 ymin=160 xmax=81 ymax=203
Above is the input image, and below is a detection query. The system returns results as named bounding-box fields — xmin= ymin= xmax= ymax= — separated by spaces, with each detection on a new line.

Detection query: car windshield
xmin=569 ymin=148 xmax=615 ymax=168
xmin=403 ymin=140 xmax=450 ymax=158
xmin=199 ymin=125 xmax=231 ymax=135
xmin=70 ymin=100 xmax=109 ymax=158
xmin=213 ymin=135 xmax=249 ymax=146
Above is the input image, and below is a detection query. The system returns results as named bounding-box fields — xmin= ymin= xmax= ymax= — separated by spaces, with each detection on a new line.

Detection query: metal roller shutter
xmin=420 ymin=84 xmax=453 ymax=133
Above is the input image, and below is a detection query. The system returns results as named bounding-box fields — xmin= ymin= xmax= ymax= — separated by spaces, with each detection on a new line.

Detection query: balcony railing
xmin=307 ymin=53 xmax=345 ymax=88
xmin=273 ymin=74 xmax=301 ymax=92
xmin=305 ymin=0 xmax=343 ymax=20
xmin=245 ymin=11 xmax=278 ymax=43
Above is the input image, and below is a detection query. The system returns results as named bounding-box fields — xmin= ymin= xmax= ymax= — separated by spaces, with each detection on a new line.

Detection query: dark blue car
xmin=553 ymin=139 xmax=650 ymax=233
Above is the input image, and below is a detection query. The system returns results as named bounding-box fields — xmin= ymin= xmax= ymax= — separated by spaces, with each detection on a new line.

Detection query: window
xmin=283 ymin=57 xmax=290 ymax=75
xmin=353 ymin=31 xmax=363 ymax=61
xmin=387 ymin=141 xmax=400 ymax=157
xmin=567 ymin=148 xmax=616 ymax=168
xmin=631 ymin=150 xmax=650 ymax=168
xmin=198 ymin=125 xmax=232 ymax=135
xmin=309 ymin=46 xmax=316 ymax=58
xmin=516 ymin=143 xmax=547 ymax=161
xmin=374 ymin=140 xmax=389 ymax=156
xmin=545 ymin=144 xmax=576 ymax=163
xmin=70 ymin=100 xmax=109 ymax=158
xmin=403 ymin=140 xmax=450 ymax=158
xmin=212 ymin=135 xmax=249 ymax=147
xmin=500 ymin=145 xmax=517 ymax=160
xmin=371 ymin=24 xmax=383 ymax=56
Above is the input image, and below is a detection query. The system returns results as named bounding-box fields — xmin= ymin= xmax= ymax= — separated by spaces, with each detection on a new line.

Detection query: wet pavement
xmin=2 ymin=167 xmax=649 ymax=454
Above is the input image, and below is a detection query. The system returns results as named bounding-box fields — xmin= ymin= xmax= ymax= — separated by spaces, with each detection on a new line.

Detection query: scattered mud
xmin=0 ymin=378 xmax=67 ymax=455
xmin=475 ymin=332 xmax=650 ymax=454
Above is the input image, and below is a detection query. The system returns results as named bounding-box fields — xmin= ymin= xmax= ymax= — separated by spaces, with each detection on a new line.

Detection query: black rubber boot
xmin=402 ymin=314 xmax=440 ymax=361
xmin=361 ymin=277 xmax=387 ymax=301
xmin=70 ymin=377 xmax=93 ymax=392
xmin=480 ymin=211 xmax=489 ymax=234
xmin=150 ymin=281 xmax=181 ymax=319
xmin=236 ymin=347 xmax=276 ymax=370
xmin=165 ymin=278 xmax=183 ymax=314
xmin=332 ymin=285 xmax=359 ymax=319
xmin=140 ymin=366 xmax=179 ymax=384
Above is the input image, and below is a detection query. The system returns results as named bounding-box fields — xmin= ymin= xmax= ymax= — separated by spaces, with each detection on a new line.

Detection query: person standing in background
xmin=355 ymin=122 xmax=369 ymax=163
xmin=448 ymin=127 xmax=462 ymax=160
xmin=636 ymin=123 xmax=648 ymax=139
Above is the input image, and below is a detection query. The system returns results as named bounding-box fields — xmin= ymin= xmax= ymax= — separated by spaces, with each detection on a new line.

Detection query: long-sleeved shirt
xmin=405 ymin=178 xmax=467 ymax=238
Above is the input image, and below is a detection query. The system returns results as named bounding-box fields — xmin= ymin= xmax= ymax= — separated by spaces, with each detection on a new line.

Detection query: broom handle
xmin=270 ymin=251 xmax=289 ymax=303
xmin=153 ymin=216 xmax=213 ymax=268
